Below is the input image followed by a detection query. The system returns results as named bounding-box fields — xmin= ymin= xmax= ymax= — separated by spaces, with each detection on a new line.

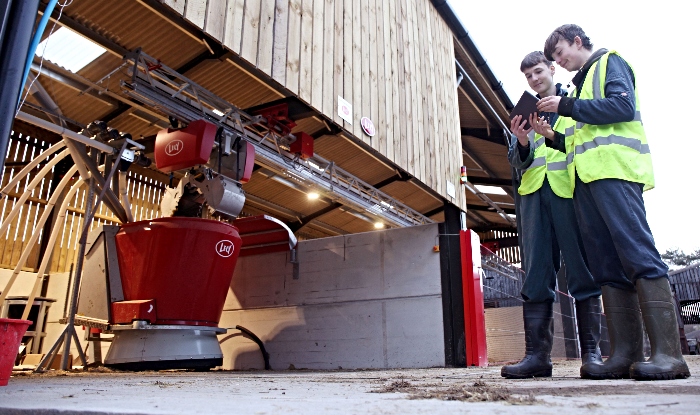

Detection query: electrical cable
xmin=220 ymin=325 xmax=271 ymax=370
xmin=16 ymin=0 xmax=71 ymax=115
xmin=234 ymin=325 xmax=271 ymax=370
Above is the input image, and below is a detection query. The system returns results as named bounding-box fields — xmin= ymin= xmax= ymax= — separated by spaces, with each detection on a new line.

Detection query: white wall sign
xmin=446 ymin=180 xmax=456 ymax=199
xmin=338 ymin=96 xmax=353 ymax=125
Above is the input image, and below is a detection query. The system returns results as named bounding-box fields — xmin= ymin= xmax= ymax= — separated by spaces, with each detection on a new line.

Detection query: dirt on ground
xmin=374 ymin=378 xmax=538 ymax=404
xmin=11 ymin=355 xmax=700 ymax=403
xmin=369 ymin=356 xmax=700 ymax=403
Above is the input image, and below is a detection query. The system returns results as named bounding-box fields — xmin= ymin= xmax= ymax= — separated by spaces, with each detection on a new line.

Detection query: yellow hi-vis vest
xmin=566 ymin=51 xmax=655 ymax=191
xmin=518 ymin=115 xmax=574 ymax=198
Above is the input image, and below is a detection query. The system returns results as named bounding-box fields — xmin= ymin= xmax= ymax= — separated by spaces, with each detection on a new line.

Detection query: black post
xmin=439 ymin=203 xmax=466 ymax=367
xmin=0 ymin=0 xmax=15 ymax=48
xmin=0 ymin=0 xmax=40 ymax=172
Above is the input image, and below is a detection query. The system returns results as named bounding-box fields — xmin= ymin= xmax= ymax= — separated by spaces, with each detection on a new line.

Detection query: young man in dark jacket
xmin=503 ymin=51 xmax=602 ymax=379
xmin=536 ymin=24 xmax=690 ymax=381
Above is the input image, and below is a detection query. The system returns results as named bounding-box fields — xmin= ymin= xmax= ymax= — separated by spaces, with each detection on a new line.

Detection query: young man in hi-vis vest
xmin=503 ymin=51 xmax=602 ymax=379
xmin=535 ymin=24 xmax=690 ymax=380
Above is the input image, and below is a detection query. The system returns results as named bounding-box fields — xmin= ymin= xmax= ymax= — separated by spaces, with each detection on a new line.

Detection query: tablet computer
xmin=509 ymin=91 xmax=539 ymax=130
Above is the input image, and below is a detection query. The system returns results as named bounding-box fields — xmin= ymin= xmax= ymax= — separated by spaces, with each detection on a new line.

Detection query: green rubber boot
xmin=630 ymin=278 xmax=691 ymax=380
xmin=580 ymin=286 xmax=644 ymax=379
xmin=575 ymin=296 xmax=603 ymax=367
xmin=501 ymin=302 xmax=553 ymax=379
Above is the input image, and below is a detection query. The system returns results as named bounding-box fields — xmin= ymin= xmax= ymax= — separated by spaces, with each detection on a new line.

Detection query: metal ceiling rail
xmin=120 ymin=49 xmax=432 ymax=228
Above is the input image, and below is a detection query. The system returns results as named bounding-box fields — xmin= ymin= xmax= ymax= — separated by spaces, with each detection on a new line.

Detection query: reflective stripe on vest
xmin=566 ymin=51 xmax=655 ymax=191
xmin=533 ymin=136 xmax=546 ymax=149
xmin=525 ymin=156 xmax=546 ymax=170
xmin=518 ymin=116 xmax=574 ymax=198
xmin=547 ymin=161 xmax=567 ymax=171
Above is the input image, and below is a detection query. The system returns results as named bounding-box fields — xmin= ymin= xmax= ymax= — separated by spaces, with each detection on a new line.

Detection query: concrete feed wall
xmin=219 ymin=223 xmax=447 ymax=370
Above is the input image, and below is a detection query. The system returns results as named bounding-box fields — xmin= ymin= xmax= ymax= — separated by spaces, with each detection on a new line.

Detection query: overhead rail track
xmin=120 ymin=49 xmax=431 ymax=228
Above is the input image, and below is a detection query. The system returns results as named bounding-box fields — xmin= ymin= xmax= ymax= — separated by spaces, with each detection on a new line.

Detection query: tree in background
xmin=661 ymin=248 xmax=700 ymax=268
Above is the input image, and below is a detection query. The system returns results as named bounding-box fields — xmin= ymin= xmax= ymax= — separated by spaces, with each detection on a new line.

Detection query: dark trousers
xmin=520 ymin=179 xmax=601 ymax=303
xmin=572 ymin=175 xmax=668 ymax=290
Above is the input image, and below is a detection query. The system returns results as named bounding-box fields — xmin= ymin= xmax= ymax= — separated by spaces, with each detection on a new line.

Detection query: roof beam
xmin=461 ymin=127 xmax=507 ymax=146
xmin=423 ymin=205 xmax=444 ymax=217
xmin=467 ymin=204 xmax=515 ymax=215
xmin=31 ymin=58 xmax=169 ymax=128
xmin=289 ymin=202 xmax=343 ymax=232
xmin=372 ymin=170 xmax=412 ymax=189
xmin=468 ymin=176 xmax=513 ymax=187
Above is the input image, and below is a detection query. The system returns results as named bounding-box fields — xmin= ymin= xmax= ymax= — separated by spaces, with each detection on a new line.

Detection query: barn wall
xmin=162 ymin=0 xmax=465 ymax=210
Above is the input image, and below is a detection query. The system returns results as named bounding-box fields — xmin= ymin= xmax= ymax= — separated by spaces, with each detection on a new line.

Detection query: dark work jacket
xmin=548 ymin=48 xmax=637 ymax=153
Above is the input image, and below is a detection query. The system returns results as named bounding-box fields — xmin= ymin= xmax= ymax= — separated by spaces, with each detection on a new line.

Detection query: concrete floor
xmin=0 ymin=356 xmax=698 ymax=415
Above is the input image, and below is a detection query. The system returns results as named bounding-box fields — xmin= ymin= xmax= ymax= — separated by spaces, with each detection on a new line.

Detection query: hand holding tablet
xmin=509 ymin=91 xmax=539 ymax=130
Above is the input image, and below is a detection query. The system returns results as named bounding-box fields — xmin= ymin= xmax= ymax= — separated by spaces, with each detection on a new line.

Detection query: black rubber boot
xmin=501 ymin=302 xmax=553 ymax=379
xmin=630 ymin=278 xmax=691 ymax=380
xmin=580 ymin=286 xmax=644 ymax=379
xmin=575 ymin=296 xmax=603 ymax=367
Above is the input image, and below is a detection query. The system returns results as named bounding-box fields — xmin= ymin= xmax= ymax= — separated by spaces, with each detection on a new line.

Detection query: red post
xmin=461 ymin=229 xmax=487 ymax=366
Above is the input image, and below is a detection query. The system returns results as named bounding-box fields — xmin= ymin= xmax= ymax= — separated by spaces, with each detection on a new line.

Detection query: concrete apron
xmin=0 ymin=357 xmax=698 ymax=415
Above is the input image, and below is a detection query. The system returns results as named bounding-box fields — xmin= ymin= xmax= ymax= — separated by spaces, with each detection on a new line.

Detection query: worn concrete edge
xmin=0 ymin=409 xmax=151 ymax=415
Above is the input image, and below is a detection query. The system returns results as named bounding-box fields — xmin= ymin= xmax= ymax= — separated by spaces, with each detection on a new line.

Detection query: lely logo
xmin=215 ymin=240 xmax=235 ymax=257
xmin=361 ymin=117 xmax=376 ymax=137
xmin=165 ymin=140 xmax=184 ymax=156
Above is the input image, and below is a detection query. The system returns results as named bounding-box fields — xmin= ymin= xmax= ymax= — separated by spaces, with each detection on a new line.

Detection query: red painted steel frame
xmin=461 ymin=229 xmax=488 ymax=366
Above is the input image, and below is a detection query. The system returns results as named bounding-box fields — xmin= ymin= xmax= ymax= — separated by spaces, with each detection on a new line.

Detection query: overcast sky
xmin=450 ymin=0 xmax=699 ymax=254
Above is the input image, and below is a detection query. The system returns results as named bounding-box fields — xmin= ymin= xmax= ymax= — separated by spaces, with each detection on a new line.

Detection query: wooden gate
xmin=1 ymin=121 xmax=167 ymax=273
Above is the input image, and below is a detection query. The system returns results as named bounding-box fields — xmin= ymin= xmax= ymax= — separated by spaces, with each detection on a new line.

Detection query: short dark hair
xmin=543 ymin=24 xmax=593 ymax=61
xmin=520 ymin=51 xmax=552 ymax=72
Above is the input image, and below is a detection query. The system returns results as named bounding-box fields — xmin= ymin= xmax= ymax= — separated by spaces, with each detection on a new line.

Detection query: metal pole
xmin=16 ymin=111 xmax=115 ymax=153
xmin=60 ymin=177 xmax=96 ymax=370
xmin=455 ymin=59 xmax=512 ymax=146
xmin=0 ymin=1 xmax=14 ymax=49
xmin=0 ymin=0 xmax=41 ymax=173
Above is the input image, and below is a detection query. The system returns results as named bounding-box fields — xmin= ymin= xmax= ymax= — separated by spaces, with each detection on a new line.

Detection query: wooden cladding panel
xmin=286 ymin=0 xmax=302 ymax=94
xmin=322 ymin=0 xmax=335 ymax=119
xmin=161 ymin=0 xmax=465 ymax=210
xmin=224 ymin=0 xmax=246 ymax=55
xmin=332 ymin=0 xmax=344 ymax=126
xmin=205 ymin=0 xmax=227 ymax=42
xmin=351 ymin=0 xmax=362 ymax=139
xmin=184 ymin=0 xmax=207 ymax=28
xmin=342 ymin=0 xmax=353 ymax=132
xmin=299 ymin=0 xmax=314 ymax=104
xmin=272 ymin=0 xmax=289 ymax=85
xmin=375 ymin=0 xmax=387 ymax=158
xmin=162 ymin=0 xmax=186 ymax=14
xmin=241 ymin=0 xmax=262 ymax=65
xmin=257 ymin=0 xmax=277 ymax=74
